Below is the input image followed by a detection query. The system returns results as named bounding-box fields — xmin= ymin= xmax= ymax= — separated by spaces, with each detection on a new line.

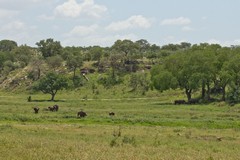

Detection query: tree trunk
xmin=51 ymin=93 xmax=55 ymax=101
xmin=221 ymin=86 xmax=226 ymax=101
xmin=73 ymin=67 xmax=76 ymax=78
xmin=185 ymin=88 xmax=192 ymax=101
xmin=112 ymin=68 xmax=115 ymax=79
xmin=206 ymin=82 xmax=211 ymax=100
xmin=201 ymin=81 xmax=206 ymax=99
xmin=37 ymin=67 xmax=41 ymax=80
xmin=97 ymin=59 xmax=100 ymax=71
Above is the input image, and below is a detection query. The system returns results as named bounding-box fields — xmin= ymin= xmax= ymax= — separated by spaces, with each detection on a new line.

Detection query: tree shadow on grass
xmin=153 ymin=102 xmax=173 ymax=106
xmin=29 ymin=99 xmax=66 ymax=102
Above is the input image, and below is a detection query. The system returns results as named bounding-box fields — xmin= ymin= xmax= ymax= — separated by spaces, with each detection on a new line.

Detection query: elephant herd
xmin=33 ymin=105 xmax=115 ymax=118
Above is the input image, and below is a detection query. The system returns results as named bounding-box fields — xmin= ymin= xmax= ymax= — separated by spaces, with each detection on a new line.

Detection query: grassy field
xmin=0 ymin=91 xmax=239 ymax=160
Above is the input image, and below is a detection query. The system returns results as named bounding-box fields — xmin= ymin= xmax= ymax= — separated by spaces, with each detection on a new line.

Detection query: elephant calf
xmin=33 ymin=107 xmax=39 ymax=114
xmin=77 ymin=111 xmax=87 ymax=118
xmin=174 ymin=100 xmax=186 ymax=105
xmin=109 ymin=112 xmax=115 ymax=116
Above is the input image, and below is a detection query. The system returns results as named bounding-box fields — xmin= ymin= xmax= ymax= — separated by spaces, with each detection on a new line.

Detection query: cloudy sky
xmin=0 ymin=0 xmax=240 ymax=47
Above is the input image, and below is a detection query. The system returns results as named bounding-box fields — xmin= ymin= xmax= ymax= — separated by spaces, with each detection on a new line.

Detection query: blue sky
xmin=0 ymin=0 xmax=240 ymax=47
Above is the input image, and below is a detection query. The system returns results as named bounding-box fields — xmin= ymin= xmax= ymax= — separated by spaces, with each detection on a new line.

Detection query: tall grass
xmin=0 ymin=91 xmax=239 ymax=159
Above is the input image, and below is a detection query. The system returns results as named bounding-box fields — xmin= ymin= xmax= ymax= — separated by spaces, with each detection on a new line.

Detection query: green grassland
xmin=0 ymin=90 xmax=240 ymax=160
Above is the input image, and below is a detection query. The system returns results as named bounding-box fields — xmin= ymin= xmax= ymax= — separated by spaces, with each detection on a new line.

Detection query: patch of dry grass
xmin=0 ymin=124 xmax=239 ymax=160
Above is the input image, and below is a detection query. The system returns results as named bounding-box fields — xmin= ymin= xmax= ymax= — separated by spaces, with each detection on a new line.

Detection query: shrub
xmin=122 ymin=135 xmax=136 ymax=146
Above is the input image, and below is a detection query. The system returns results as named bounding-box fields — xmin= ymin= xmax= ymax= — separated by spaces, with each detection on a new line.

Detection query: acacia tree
xmin=36 ymin=38 xmax=62 ymax=58
xmin=0 ymin=52 xmax=7 ymax=72
xmin=129 ymin=72 xmax=150 ymax=95
xmin=89 ymin=46 xmax=103 ymax=66
xmin=33 ymin=72 xmax=68 ymax=101
xmin=212 ymin=47 xmax=233 ymax=101
xmin=112 ymin=39 xmax=138 ymax=56
xmin=66 ymin=54 xmax=83 ymax=78
xmin=151 ymin=51 xmax=202 ymax=101
xmin=220 ymin=53 xmax=240 ymax=101
xmin=111 ymin=39 xmax=139 ymax=71
xmin=29 ymin=55 xmax=45 ymax=80
xmin=151 ymin=65 xmax=178 ymax=92
xmin=12 ymin=45 xmax=33 ymax=67
xmin=185 ymin=46 xmax=217 ymax=100
xmin=46 ymin=55 xmax=63 ymax=71
xmin=0 ymin=40 xmax=17 ymax=52
xmin=135 ymin=39 xmax=151 ymax=57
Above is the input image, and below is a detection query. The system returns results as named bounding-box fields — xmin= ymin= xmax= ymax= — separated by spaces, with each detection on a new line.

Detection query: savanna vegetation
xmin=0 ymin=39 xmax=239 ymax=159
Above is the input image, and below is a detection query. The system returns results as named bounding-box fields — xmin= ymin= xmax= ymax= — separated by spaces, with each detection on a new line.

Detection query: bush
xmin=122 ymin=136 xmax=136 ymax=146
xmin=72 ymin=75 xmax=85 ymax=88
xmin=97 ymin=69 xmax=122 ymax=88
xmin=110 ymin=138 xmax=119 ymax=147
xmin=227 ymin=86 xmax=240 ymax=103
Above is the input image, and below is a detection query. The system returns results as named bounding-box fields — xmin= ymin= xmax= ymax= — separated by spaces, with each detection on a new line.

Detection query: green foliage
xmin=36 ymin=38 xmax=62 ymax=58
xmin=2 ymin=60 xmax=16 ymax=74
xmin=12 ymin=45 xmax=33 ymax=67
xmin=89 ymin=46 xmax=103 ymax=61
xmin=1 ymin=38 xmax=240 ymax=103
xmin=150 ymin=44 xmax=237 ymax=101
xmin=0 ymin=51 xmax=15 ymax=71
xmin=151 ymin=70 xmax=178 ymax=92
xmin=27 ymin=70 xmax=36 ymax=80
xmin=97 ymin=68 xmax=122 ymax=88
xmin=33 ymin=72 xmax=69 ymax=101
xmin=46 ymin=55 xmax=63 ymax=70
xmin=0 ymin=39 xmax=17 ymax=52
xmin=227 ymin=86 xmax=240 ymax=103
xmin=129 ymin=72 xmax=150 ymax=95
xmin=112 ymin=39 xmax=138 ymax=56
xmin=0 ymin=52 xmax=7 ymax=70
xmin=66 ymin=54 xmax=83 ymax=77
xmin=72 ymin=75 xmax=86 ymax=88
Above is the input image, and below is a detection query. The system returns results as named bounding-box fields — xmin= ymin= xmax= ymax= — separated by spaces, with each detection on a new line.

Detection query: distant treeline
xmin=0 ymin=38 xmax=240 ymax=102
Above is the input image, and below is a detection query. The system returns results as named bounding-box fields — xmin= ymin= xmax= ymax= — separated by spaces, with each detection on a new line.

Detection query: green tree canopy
xmin=111 ymin=39 xmax=139 ymax=57
xmin=46 ymin=55 xmax=63 ymax=70
xmin=36 ymin=38 xmax=62 ymax=58
xmin=0 ymin=40 xmax=17 ymax=52
xmin=151 ymin=65 xmax=178 ymax=92
xmin=151 ymin=49 xmax=209 ymax=101
xmin=66 ymin=54 xmax=83 ymax=78
xmin=12 ymin=45 xmax=34 ymax=67
xmin=33 ymin=72 xmax=69 ymax=101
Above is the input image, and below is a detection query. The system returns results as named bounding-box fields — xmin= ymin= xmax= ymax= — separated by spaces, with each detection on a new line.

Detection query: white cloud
xmin=81 ymin=34 xmax=138 ymax=46
xmin=163 ymin=36 xmax=187 ymax=44
xmin=38 ymin=14 xmax=55 ymax=20
xmin=0 ymin=21 xmax=25 ymax=32
xmin=54 ymin=0 xmax=107 ymax=18
xmin=0 ymin=20 xmax=38 ymax=46
xmin=0 ymin=0 xmax=54 ymax=9
xmin=201 ymin=16 xmax=207 ymax=20
xmin=0 ymin=9 xmax=19 ymax=19
xmin=106 ymin=15 xmax=152 ymax=31
xmin=207 ymin=39 xmax=240 ymax=46
xmin=63 ymin=23 xmax=139 ymax=46
xmin=161 ymin=17 xmax=191 ymax=26
xmin=67 ymin=24 xmax=99 ymax=36
xmin=182 ymin=26 xmax=194 ymax=32
xmin=207 ymin=39 xmax=221 ymax=45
